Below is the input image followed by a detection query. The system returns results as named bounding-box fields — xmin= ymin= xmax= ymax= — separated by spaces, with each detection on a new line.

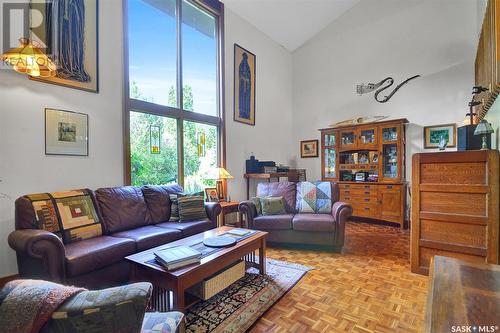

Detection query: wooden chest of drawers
xmin=339 ymin=183 xmax=405 ymax=228
xmin=411 ymin=150 xmax=499 ymax=275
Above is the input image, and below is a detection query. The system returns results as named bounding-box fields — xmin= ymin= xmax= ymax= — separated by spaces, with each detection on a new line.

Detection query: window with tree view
xmin=127 ymin=0 xmax=222 ymax=188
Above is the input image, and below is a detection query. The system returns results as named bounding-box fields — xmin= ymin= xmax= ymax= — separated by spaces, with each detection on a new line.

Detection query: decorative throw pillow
xmin=25 ymin=189 xmax=102 ymax=244
xmin=296 ymin=181 xmax=332 ymax=214
xmin=178 ymin=195 xmax=207 ymax=221
xmin=260 ymin=196 xmax=286 ymax=216
xmin=251 ymin=197 xmax=262 ymax=215
xmin=169 ymin=194 xmax=180 ymax=222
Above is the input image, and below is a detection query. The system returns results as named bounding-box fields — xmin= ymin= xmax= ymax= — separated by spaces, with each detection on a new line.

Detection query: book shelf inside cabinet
xmin=320 ymin=119 xmax=408 ymax=228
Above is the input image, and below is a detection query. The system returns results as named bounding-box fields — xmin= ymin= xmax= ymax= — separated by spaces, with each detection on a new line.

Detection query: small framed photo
xmin=45 ymin=108 xmax=88 ymax=156
xmin=300 ymin=140 xmax=319 ymax=158
xmin=423 ymin=123 xmax=456 ymax=149
xmin=204 ymin=187 xmax=219 ymax=202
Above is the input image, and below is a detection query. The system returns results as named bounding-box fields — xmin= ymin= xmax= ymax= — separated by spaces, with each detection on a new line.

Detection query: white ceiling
xmin=222 ymin=0 xmax=360 ymax=52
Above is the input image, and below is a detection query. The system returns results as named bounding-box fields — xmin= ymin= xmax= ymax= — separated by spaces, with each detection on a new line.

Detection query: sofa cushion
xmin=292 ymin=214 xmax=335 ymax=232
xmin=296 ymin=181 xmax=332 ymax=214
xmin=141 ymin=185 xmax=173 ymax=224
xmin=95 ymin=187 xmax=152 ymax=233
xmin=156 ymin=219 xmax=212 ymax=237
xmin=256 ymin=181 xmax=296 ymax=214
xmin=260 ymin=197 xmax=286 ymax=215
xmin=65 ymin=236 xmax=136 ymax=277
xmin=253 ymin=214 xmax=293 ymax=230
xmin=111 ymin=226 xmax=182 ymax=251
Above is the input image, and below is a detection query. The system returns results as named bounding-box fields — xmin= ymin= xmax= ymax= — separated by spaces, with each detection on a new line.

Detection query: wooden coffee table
xmin=125 ymin=226 xmax=268 ymax=312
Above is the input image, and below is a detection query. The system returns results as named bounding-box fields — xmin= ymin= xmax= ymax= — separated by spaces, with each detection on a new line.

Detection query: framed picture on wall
xmin=45 ymin=108 xmax=88 ymax=156
xmin=423 ymin=123 xmax=457 ymax=149
xmin=29 ymin=0 xmax=99 ymax=92
xmin=300 ymin=140 xmax=319 ymax=158
xmin=234 ymin=44 xmax=256 ymax=126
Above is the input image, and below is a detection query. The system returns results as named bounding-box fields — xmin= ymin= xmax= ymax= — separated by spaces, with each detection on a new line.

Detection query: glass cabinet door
xmin=324 ymin=132 xmax=336 ymax=147
xmin=324 ymin=148 xmax=336 ymax=179
xmin=340 ymin=130 xmax=356 ymax=148
xmin=382 ymin=126 xmax=398 ymax=142
xmin=359 ymin=127 xmax=377 ymax=146
xmin=381 ymin=143 xmax=398 ymax=179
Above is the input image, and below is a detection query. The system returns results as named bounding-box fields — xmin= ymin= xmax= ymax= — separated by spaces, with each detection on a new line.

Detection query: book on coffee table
xmin=226 ymin=228 xmax=251 ymax=236
xmin=154 ymin=246 xmax=201 ymax=270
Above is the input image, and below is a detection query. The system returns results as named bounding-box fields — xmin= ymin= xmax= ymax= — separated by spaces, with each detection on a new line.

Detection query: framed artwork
xmin=204 ymin=187 xmax=219 ymax=202
xmin=300 ymin=140 xmax=319 ymax=158
xmin=45 ymin=108 xmax=88 ymax=156
xmin=423 ymin=123 xmax=457 ymax=149
xmin=29 ymin=0 xmax=99 ymax=92
xmin=150 ymin=125 xmax=160 ymax=154
xmin=234 ymin=44 xmax=256 ymax=126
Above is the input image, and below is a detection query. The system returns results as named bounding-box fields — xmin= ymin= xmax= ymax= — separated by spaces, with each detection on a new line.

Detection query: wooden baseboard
xmin=0 ymin=274 xmax=19 ymax=288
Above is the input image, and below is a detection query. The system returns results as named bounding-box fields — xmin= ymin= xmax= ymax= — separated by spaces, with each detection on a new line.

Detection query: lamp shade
xmin=474 ymin=120 xmax=494 ymax=135
xmin=1 ymin=38 xmax=57 ymax=77
xmin=209 ymin=167 xmax=233 ymax=180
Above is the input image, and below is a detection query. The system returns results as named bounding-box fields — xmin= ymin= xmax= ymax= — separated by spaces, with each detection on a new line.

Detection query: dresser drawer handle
xmin=364 ymin=198 xmax=370 ymax=202
xmin=364 ymin=185 xmax=370 ymax=189
xmin=364 ymin=207 xmax=370 ymax=211
xmin=345 ymin=185 xmax=350 ymax=188
xmin=345 ymin=190 xmax=350 ymax=194
xmin=345 ymin=197 xmax=350 ymax=200
xmin=364 ymin=191 xmax=370 ymax=195
xmin=386 ymin=185 xmax=393 ymax=189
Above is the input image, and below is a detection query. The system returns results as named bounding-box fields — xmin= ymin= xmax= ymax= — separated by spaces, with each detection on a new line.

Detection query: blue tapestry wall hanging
xmin=233 ymin=44 xmax=255 ymax=126
xmin=29 ymin=0 xmax=99 ymax=92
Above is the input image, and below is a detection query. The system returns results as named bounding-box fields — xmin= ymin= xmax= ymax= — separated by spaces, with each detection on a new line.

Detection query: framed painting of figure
xmin=234 ymin=44 xmax=256 ymax=126
xmin=29 ymin=0 xmax=99 ymax=92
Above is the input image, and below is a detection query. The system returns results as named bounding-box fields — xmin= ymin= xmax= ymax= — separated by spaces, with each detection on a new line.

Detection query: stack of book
xmin=154 ymin=246 xmax=201 ymax=270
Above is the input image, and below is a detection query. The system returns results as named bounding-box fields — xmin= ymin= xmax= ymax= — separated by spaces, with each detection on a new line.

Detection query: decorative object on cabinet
xmin=411 ymin=150 xmax=499 ymax=275
xmin=204 ymin=187 xmax=219 ymax=202
xmin=474 ymin=0 xmax=500 ymax=119
xmin=209 ymin=167 xmax=233 ymax=201
xmin=319 ymin=118 xmax=408 ymax=228
xmin=1 ymin=38 xmax=57 ymax=77
xmin=233 ymin=44 xmax=256 ymax=126
xmin=329 ymin=116 xmax=388 ymax=128
xmin=29 ymin=0 xmax=99 ymax=92
xmin=300 ymin=140 xmax=319 ymax=158
xmin=356 ymin=75 xmax=420 ymax=103
xmin=45 ymin=108 xmax=88 ymax=156
xmin=458 ymin=124 xmax=492 ymax=150
xmin=474 ymin=119 xmax=494 ymax=150
xmin=423 ymin=124 xmax=456 ymax=149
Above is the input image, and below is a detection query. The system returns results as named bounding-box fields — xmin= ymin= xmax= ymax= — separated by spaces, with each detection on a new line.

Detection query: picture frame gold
xmin=423 ymin=123 xmax=457 ymax=149
xmin=300 ymin=140 xmax=319 ymax=158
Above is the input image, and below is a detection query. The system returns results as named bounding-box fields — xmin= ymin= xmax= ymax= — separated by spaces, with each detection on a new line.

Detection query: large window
xmin=125 ymin=0 xmax=224 ymax=188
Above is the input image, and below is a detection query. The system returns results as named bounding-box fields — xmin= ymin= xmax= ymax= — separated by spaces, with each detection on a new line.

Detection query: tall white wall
xmin=0 ymin=0 xmax=125 ymax=276
xmin=292 ymin=0 xmax=485 ymax=182
xmin=224 ymin=8 xmax=294 ymax=201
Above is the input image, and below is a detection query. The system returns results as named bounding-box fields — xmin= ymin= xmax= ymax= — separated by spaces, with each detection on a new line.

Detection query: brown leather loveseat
xmin=239 ymin=181 xmax=352 ymax=252
xmin=8 ymin=185 xmax=221 ymax=288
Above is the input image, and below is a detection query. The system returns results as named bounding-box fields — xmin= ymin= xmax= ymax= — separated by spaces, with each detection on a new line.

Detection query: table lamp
xmin=474 ymin=119 xmax=494 ymax=150
xmin=212 ymin=167 xmax=234 ymax=201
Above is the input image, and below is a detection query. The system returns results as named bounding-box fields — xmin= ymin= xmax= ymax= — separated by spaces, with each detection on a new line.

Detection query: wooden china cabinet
xmin=319 ymin=118 xmax=408 ymax=228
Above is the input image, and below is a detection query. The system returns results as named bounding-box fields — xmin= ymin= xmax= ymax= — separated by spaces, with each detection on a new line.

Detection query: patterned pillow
xmin=251 ymin=197 xmax=262 ymax=215
xmin=260 ymin=197 xmax=286 ymax=215
xmin=169 ymin=194 xmax=180 ymax=222
xmin=178 ymin=195 xmax=207 ymax=221
xmin=25 ymin=189 xmax=102 ymax=244
xmin=296 ymin=181 xmax=332 ymax=214
xmin=141 ymin=312 xmax=184 ymax=333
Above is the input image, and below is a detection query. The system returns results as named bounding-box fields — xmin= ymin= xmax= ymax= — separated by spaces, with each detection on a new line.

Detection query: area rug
xmin=185 ymin=258 xmax=312 ymax=333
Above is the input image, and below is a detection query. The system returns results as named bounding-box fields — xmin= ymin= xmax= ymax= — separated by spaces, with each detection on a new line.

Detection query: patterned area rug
xmin=185 ymin=259 xmax=312 ymax=333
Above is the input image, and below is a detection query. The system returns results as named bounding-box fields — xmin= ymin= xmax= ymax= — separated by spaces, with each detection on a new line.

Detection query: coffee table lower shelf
xmin=126 ymin=227 xmax=268 ymax=312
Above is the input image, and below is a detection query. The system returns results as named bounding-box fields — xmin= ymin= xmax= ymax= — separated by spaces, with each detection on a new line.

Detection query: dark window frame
xmin=123 ymin=0 xmax=226 ymax=186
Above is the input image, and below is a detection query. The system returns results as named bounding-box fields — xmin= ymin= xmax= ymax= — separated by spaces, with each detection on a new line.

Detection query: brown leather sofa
xmin=239 ymin=181 xmax=352 ymax=252
xmin=8 ymin=185 xmax=221 ymax=289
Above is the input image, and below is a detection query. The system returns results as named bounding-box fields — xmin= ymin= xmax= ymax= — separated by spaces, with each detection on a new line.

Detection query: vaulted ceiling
xmin=222 ymin=0 xmax=360 ymax=52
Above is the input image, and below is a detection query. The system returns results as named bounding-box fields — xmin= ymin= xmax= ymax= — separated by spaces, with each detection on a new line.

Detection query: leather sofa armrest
xmin=8 ymin=229 xmax=66 ymax=282
xmin=204 ymin=202 xmax=221 ymax=228
xmin=238 ymin=201 xmax=257 ymax=228
xmin=331 ymin=201 xmax=352 ymax=250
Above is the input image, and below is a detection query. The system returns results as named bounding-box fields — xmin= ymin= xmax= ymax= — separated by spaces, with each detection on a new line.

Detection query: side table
xmin=218 ymin=201 xmax=243 ymax=227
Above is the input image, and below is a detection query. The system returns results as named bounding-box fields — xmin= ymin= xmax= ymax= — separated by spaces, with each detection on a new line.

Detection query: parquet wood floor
xmin=250 ymin=221 xmax=428 ymax=333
